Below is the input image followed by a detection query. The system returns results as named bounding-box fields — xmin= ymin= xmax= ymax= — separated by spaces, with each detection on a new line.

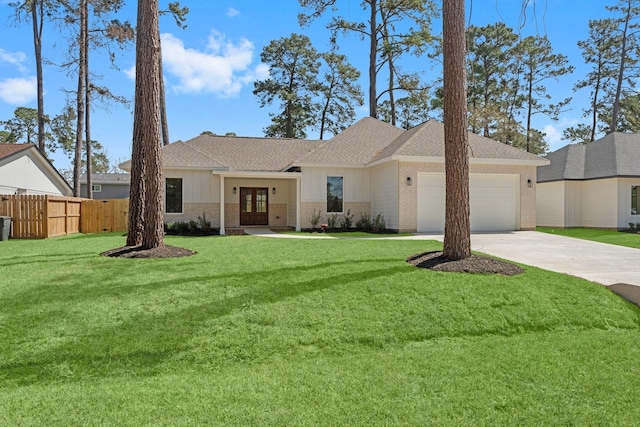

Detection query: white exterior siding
xmin=165 ymin=169 xmax=219 ymax=204
xmin=618 ymin=178 xmax=640 ymax=228
xmin=301 ymin=167 xmax=370 ymax=203
xmin=369 ymin=162 xmax=399 ymax=230
xmin=0 ymin=151 xmax=69 ymax=196
xmin=581 ymin=178 xmax=618 ymax=228
xmin=536 ymin=181 xmax=566 ymax=227
xmin=565 ymin=181 xmax=582 ymax=227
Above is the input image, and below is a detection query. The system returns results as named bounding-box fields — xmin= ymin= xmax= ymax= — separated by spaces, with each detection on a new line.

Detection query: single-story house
xmin=80 ymin=173 xmax=130 ymax=199
xmin=122 ymin=117 xmax=548 ymax=234
xmin=0 ymin=144 xmax=72 ymax=196
xmin=537 ymin=132 xmax=640 ymax=229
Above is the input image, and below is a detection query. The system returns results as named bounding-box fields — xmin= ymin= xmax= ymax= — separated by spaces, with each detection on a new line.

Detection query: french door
xmin=240 ymin=187 xmax=269 ymax=225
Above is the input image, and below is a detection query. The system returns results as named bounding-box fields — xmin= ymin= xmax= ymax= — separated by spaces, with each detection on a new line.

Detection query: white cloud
xmin=124 ymin=65 xmax=136 ymax=80
xmin=0 ymin=48 xmax=28 ymax=73
xmin=160 ymin=30 xmax=263 ymax=97
xmin=227 ymin=7 xmax=240 ymax=17
xmin=0 ymin=76 xmax=37 ymax=104
xmin=543 ymin=118 xmax=579 ymax=151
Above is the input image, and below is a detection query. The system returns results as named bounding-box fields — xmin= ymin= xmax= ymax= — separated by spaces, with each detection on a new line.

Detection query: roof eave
xmin=387 ymin=155 xmax=549 ymax=166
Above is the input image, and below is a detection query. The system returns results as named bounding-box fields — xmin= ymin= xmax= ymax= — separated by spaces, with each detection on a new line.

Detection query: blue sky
xmin=0 ymin=1 xmax=613 ymax=170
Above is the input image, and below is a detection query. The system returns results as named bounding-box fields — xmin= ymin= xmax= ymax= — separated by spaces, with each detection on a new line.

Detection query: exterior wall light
xmin=233 ymin=187 xmax=237 ymax=194
xmin=272 ymin=187 xmax=277 ymax=194
xmin=406 ymin=176 xmax=413 ymax=186
xmin=527 ymin=179 xmax=533 ymax=188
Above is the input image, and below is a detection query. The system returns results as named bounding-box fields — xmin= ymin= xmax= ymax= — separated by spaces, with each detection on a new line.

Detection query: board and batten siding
xmin=581 ymin=178 xmax=618 ymax=228
xmin=0 ymin=151 xmax=68 ymax=195
xmin=165 ymin=169 xmax=219 ymax=204
xmin=536 ymin=181 xmax=566 ymax=227
xmin=369 ymin=162 xmax=399 ymax=230
xmin=300 ymin=167 xmax=370 ymax=202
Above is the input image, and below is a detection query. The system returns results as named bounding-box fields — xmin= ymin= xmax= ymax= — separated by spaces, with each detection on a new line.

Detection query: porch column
xmin=219 ymin=175 xmax=225 ymax=235
xmin=296 ymin=176 xmax=301 ymax=231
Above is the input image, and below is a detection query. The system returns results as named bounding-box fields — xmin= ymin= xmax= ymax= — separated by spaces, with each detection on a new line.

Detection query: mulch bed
xmin=101 ymin=245 xmax=196 ymax=259
xmin=407 ymin=251 xmax=524 ymax=276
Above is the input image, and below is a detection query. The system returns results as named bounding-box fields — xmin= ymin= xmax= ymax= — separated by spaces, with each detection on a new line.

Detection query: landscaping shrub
xmin=356 ymin=212 xmax=372 ymax=232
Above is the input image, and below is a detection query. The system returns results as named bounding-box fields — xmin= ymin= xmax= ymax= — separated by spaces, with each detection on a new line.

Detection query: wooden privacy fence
xmin=0 ymin=195 xmax=128 ymax=239
xmin=80 ymin=199 xmax=128 ymax=234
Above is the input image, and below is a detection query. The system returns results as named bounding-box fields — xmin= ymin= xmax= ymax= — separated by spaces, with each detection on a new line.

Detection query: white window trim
xmin=92 ymin=184 xmax=102 ymax=193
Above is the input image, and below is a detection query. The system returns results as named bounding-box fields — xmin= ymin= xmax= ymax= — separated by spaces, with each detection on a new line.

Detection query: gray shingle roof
xmin=537 ymin=132 xmax=640 ymax=182
xmin=185 ymin=134 xmax=323 ymax=171
xmin=80 ymin=173 xmax=130 ymax=184
xmin=295 ymin=117 xmax=405 ymax=166
xmin=370 ymin=120 xmax=547 ymax=164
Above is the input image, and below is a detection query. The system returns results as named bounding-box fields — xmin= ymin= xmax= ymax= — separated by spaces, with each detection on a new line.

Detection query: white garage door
xmin=417 ymin=173 xmax=519 ymax=232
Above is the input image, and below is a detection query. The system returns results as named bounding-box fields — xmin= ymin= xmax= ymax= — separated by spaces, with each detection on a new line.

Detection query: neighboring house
xmin=122 ymin=117 xmax=548 ymax=234
xmin=537 ymin=132 xmax=640 ymax=229
xmin=80 ymin=173 xmax=130 ymax=199
xmin=0 ymin=144 xmax=72 ymax=196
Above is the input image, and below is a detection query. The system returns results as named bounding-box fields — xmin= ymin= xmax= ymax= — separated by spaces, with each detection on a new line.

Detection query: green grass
xmin=1 ymin=233 xmax=640 ymax=425
xmin=538 ymin=226 xmax=640 ymax=249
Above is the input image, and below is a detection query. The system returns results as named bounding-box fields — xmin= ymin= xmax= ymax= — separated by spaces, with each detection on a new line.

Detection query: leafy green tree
xmin=49 ymin=105 xmax=110 ymax=171
xmin=316 ymin=42 xmax=363 ymax=139
xmin=606 ymin=0 xmax=640 ymax=132
xmin=0 ymin=131 xmax=17 ymax=144
xmin=517 ymin=35 xmax=573 ymax=153
xmin=379 ymin=85 xmax=432 ymax=129
xmin=1 ymin=107 xmax=50 ymax=146
xmin=298 ymin=0 xmax=438 ymax=119
xmin=465 ymin=23 xmax=520 ymax=138
xmin=568 ymin=18 xmax=619 ymax=142
xmin=254 ymin=34 xmax=321 ymax=139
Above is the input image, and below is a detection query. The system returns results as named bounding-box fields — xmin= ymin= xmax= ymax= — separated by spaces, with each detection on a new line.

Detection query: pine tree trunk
xmin=73 ymin=0 xmax=87 ymax=197
xmin=442 ymin=0 xmax=471 ymax=260
xmin=368 ymin=0 xmax=377 ymax=118
xmin=134 ymin=0 xmax=164 ymax=250
xmin=85 ymin=7 xmax=92 ymax=200
xmin=611 ymin=1 xmax=632 ymax=133
xmin=31 ymin=1 xmax=45 ymax=154
xmin=159 ymin=47 xmax=170 ymax=146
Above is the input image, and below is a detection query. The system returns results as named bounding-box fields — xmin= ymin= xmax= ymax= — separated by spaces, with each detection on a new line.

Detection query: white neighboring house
xmin=122 ymin=117 xmax=549 ymax=234
xmin=0 ymin=144 xmax=72 ymax=196
xmin=537 ymin=132 xmax=640 ymax=229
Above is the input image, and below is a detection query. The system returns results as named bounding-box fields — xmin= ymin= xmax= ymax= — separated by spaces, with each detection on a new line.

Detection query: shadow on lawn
xmin=1 ymin=259 xmax=412 ymax=386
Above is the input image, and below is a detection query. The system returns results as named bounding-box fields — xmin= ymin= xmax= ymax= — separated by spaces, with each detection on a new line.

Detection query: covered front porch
xmin=216 ymin=171 xmax=301 ymax=235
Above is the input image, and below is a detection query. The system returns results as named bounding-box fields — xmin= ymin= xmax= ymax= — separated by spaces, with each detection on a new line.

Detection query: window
xmin=92 ymin=184 xmax=102 ymax=193
xmin=633 ymin=186 xmax=639 ymax=215
xmin=327 ymin=176 xmax=343 ymax=213
xmin=166 ymin=178 xmax=183 ymax=213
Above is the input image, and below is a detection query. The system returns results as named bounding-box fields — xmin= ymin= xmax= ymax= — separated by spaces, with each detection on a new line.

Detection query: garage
xmin=417 ymin=173 xmax=520 ymax=232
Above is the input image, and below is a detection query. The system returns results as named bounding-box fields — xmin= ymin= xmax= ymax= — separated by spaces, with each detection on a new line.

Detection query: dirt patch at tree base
xmin=101 ymin=245 xmax=196 ymax=259
xmin=407 ymin=251 xmax=524 ymax=276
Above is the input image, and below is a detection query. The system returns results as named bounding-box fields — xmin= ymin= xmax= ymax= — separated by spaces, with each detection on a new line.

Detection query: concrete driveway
xmin=424 ymin=231 xmax=640 ymax=305
xmin=424 ymin=231 xmax=640 ymax=286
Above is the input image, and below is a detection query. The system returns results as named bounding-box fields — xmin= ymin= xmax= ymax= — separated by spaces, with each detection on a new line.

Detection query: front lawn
xmin=538 ymin=226 xmax=640 ymax=249
xmin=1 ymin=233 xmax=639 ymax=425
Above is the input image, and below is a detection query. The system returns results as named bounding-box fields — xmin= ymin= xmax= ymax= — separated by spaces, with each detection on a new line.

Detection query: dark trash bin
xmin=0 ymin=216 xmax=11 ymax=241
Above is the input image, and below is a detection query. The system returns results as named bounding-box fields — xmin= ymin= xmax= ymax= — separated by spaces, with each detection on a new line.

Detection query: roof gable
xmin=371 ymin=120 xmax=547 ymax=164
xmin=295 ymin=117 xmax=404 ymax=166
xmin=538 ymin=132 xmax=640 ymax=182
